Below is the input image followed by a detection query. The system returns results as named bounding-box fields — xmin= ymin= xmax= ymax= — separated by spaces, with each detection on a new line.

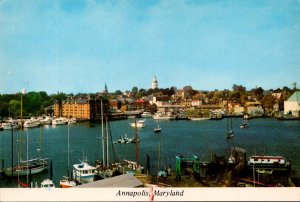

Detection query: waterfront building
xmin=151 ymin=76 xmax=158 ymax=89
xmin=284 ymin=91 xmax=300 ymax=117
xmin=53 ymin=96 xmax=109 ymax=121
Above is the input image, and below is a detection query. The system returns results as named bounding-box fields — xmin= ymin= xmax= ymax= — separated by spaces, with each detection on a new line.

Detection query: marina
xmin=0 ymin=117 xmax=299 ymax=187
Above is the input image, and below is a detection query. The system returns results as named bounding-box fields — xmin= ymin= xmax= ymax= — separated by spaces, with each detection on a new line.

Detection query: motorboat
xmin=153 ymin=112 xmax=175 ymax=120
xmin=59 ymin=176 xmax=76 ymax=188
xmin=52 ymin=117 xmax=68 ymax=125
xmin=23 ymin=118 xmax=39 ymax=128
xmin=130 ymin=120 xmax=145 ymax=128
xmin=141 ymin=112 xmax=152 ymax=118
xmin=2 ymin=122 xmax=20 ymax=130
xmin=73 ymin=161 xmax=96 ymax=184
xmin=68 ymin=118 xmax=77 ymax=124
xmin=114 ymin=133 xmax=133 ymax=144
xmin=39 ymin=116 xmax=52 ymax=125
xmin=189 ymin=117 xmax=210 ymax=121
xmin=41 ymin=179 xmax=55 ymax=188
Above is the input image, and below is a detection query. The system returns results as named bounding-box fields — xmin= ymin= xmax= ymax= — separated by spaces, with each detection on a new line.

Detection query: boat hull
xmin=4 ymin=165 xmax=48 ymax=177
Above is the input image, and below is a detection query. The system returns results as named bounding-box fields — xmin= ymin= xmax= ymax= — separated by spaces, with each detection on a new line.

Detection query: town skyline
xmin=1 ymin=0 xmax=300 ymax=94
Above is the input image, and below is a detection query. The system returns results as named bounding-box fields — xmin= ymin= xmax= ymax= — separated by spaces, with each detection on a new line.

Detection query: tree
xmin=132 ymin=87 xmax=138 ymax=95
xmin=232 ymin=84 xmax=246 ymax=92
xmin=115 ymin=90 xmax=122 ymax=95
xmin=9 ymin=100 xmax=21 ymax=117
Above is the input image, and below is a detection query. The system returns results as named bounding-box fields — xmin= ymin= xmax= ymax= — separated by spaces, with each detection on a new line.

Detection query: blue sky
xmin=0 ymin=0 xmax=300 ymax=94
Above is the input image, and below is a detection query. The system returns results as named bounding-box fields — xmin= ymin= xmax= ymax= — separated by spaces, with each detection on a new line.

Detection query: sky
xmin=0 ymin=0 xmax=300 ymax=94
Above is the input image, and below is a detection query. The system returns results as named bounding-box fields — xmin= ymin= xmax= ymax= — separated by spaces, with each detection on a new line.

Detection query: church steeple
xmin=103 ymin=83 xmax=108 ymax=94
xmin=151 ymin=76 xmax=158 ymax=89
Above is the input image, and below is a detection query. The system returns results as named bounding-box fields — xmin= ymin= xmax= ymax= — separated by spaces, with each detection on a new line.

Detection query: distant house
xmin=272 ymin=93 xmax=282 ymax=100
xmin=284 ymin=91 xmax=300 ymax=117
xmin=191 ymin=100 xmax=202 ymax=107
xmin=246 ymin=101 xmax=264 ymax=116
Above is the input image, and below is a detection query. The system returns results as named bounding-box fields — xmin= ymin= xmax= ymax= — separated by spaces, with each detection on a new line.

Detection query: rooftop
xmin=75 ymin=174 xmax=143 ymax=188
xmin=287 ymin=91 xmax=300 ymax=102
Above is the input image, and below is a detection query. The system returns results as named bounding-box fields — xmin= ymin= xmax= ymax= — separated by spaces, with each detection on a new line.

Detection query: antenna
xmin=292 ymin=82 xmax=297 ymax=90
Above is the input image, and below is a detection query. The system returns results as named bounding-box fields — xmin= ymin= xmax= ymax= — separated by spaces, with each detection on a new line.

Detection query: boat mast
xmin=101 ymin=99 xmax=105 ymax=166
xmin=106 ymin=116 xmax=109 ymax=167
xmin=20 ymin=90 xmax=24 ymax=161
xmin=67 ymin=124 xmax=70 ymax=179
xmin=11 ymin=124 xmax=13 ymax=180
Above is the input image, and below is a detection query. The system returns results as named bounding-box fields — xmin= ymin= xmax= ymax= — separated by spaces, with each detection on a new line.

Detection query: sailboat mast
xmin=67 ymin=124 xmax=70 ymax=178
xmin=20 ymin=92 xmax=23 ymax=161
xmin=26 ymin=130 xmax=29 ymax=185
xmin=101 ymin=99 xmax=105 ymax=166
xmin=106 ymin=116 xmax=109 ymax=167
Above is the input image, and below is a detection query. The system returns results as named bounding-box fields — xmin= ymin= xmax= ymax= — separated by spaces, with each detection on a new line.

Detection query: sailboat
xmin=94 ymin=98 xmax=119 ymax=179
xmin=226 ymin=117 xmax=234 ymax=139
xmin=240 ymin=114 xmax=250 ymax=128
xmin=4 ymin=91 xmax=49 ymax=177
xmin=154 ymin=124 xmax=161 ymax=133
xmin=59 ymin=124 xmax=76 ymax=188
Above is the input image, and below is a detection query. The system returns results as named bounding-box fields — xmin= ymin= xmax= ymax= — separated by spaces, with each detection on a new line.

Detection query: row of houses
xmin=52 ymin=90 xmax=300 ymax=120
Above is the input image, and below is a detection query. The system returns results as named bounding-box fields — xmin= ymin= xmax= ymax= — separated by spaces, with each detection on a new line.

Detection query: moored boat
xmin=141 ymin=112 xmax=152 ymax=118
xmin=52 ymin=117 xmax=68 ymax=125
xmin=189 ymin=117 xmax=210 ymax=121
xmin=153 ymin=112 xmax=175 ymax=120
xmin=23 ymin=118 xmax=39 ymax=128
xmin=4 ymin=158 xmax=49 ymax=177
xmin=154 ymin=125 xmax=161 ymax=133
xmin=73 ymin=161 xmax=96 ymax=184
xmin=247 ymin=155 xmax=291 ymax=170
xmin=130 ymin=120 xmax=145 ymax=128
xmin=41 ymin=179 xmax=55 ymax=188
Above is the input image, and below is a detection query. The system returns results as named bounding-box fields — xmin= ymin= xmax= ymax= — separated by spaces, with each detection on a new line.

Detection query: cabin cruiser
xmin=130 ymin=120 xmax=145 ymax=128
xmin=153 ymin=112 xmax=175 ymax=120
xmin=141 ymin=112 xmax=152 ymax=118
xmin=52 ymin=117 xmax=68 ymax=125
xmin=23 ymin=118 xmax=40 ymax=128
xmin=73 ymin=161 xmax=96 ymax=184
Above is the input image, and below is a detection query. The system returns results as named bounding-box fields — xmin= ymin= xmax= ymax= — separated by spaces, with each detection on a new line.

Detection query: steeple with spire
xmin=103 ymin=83 xmax=108 ymax=94
xmin=151 ymin=76 xmax=158 ymax=89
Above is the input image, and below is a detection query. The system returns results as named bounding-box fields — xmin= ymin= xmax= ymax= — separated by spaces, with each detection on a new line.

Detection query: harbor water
xmin=0 ymin=118 xmax=299 ymax=187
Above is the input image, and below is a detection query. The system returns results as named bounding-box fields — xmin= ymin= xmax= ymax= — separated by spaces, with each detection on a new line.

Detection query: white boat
xmin=52 ymin=117 xmax=68 ymax=125
xmin=39 ymin=116 xmax=52 ymax=125
xmin=68 ymin=118 xmax=77 ymax=124
xmin=23 ymin=118 xmax=39 ymax=128
xmin=2 ymin=122 xmax=20 ymax=130
xmin=240 ymin=114 xmax=250 ymax=128
xmin=153 ymin=112 xmax=175 ymax=120
xmin=41 ymin=179 xmax=55 ymax=188
xmin=248 ymin=155 xmax=289 ymax=167
xmin=189 ymin=117 xmax=210 ymax=121
xmin=73 ymin=161 xmax=96 ymax=184
xmin=130 ymin=120 xmax=145 ymax=128
xmin=114 ymin=133 xmax=133 ymax=144
xmin=141 ymin=112 xmax=152 ymax=118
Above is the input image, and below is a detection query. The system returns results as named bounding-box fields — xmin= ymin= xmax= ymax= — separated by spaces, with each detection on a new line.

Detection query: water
xmin=0 ymin=118 xmax=299 ymax=187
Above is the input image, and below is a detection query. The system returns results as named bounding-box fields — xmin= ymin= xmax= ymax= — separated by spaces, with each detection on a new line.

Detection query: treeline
xmin=0 ymin=92 xmax=68 ymax=118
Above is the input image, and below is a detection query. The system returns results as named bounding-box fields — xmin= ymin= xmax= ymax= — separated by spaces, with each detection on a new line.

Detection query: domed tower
xmin=151 ymin=76 xmax=158 ymax=89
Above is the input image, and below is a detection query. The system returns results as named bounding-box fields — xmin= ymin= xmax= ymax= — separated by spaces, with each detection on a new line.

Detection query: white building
xmin=151 ymin=76 xmax=158 ymax=89
xmin=284 ymin=91 xmax=300 ymax=117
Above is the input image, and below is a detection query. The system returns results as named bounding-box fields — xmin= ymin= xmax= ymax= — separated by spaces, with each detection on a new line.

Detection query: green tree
xmin=132 ymin=87 xmax=138 ymax=95
xmin=9 ymin=100 xmax=21 ymax=117
xmin=115 ymin=90 xmax=122 ymax=95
